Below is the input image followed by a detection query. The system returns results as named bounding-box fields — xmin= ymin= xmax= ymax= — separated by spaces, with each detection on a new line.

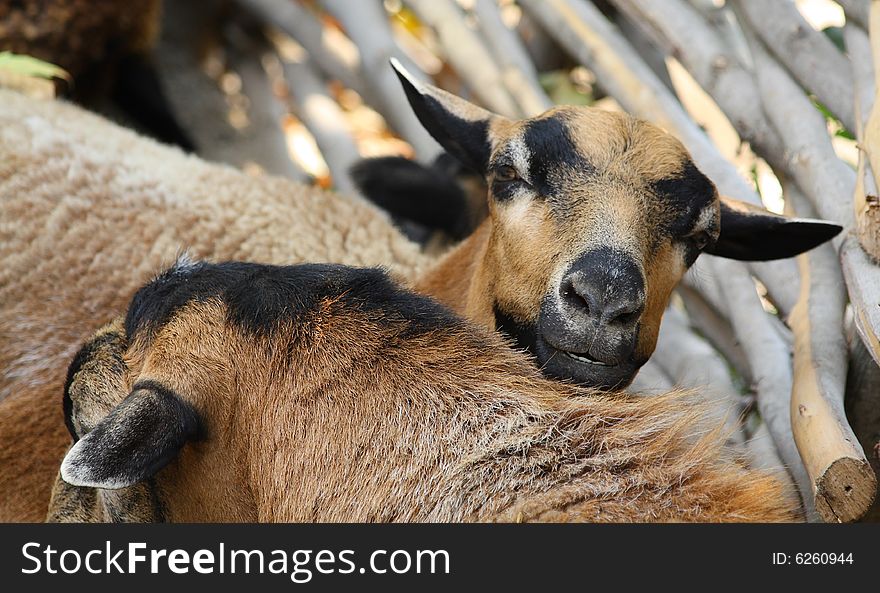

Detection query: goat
xmin=49 ymin=258 xmax=799 ymax=523
xmin=0 ymin=62 xmax=838 ymax=521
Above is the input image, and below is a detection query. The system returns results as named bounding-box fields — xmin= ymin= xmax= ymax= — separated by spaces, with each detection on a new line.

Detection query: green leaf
xmin=810 ymin=96 xmax=854 ymax=139
xmin=539 ymin=70 xmax=593 ymax=106
xmin=0 ymin=51 xmax=70 ymax=81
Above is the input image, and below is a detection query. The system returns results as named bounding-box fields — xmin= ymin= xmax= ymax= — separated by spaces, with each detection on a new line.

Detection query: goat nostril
xmin=609 ymin=306 xmax=642 ymax=326
xmin=563 ymin=285 xmax=591 ymax=315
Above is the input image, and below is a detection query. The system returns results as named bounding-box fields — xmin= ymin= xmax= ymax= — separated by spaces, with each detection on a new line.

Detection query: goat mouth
xmin=563 ymin=350 xmax=614 ymax=367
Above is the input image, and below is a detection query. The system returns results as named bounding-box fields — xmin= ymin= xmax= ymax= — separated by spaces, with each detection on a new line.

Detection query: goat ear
xmin=706 ymin=196 xmax=843 ymax=261
xmin=60 ymin=382 xmax=199 ymax=489
xmin=391 ymin=58 xmax=501 ymax=174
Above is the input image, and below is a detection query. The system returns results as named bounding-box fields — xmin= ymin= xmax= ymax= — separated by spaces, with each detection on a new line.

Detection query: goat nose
xmin=601 ymin=299 xmax=644 ymax=326
xmin=563 ymin=273 xmax=644 ymax=327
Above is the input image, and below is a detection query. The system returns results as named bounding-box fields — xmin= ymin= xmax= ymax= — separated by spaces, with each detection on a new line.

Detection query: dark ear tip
xmin=797 ymin=218 xmax=844 ymax=242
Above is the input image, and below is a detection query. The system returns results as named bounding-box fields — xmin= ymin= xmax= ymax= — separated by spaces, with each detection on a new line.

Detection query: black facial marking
xmin=63 ymin=329 xmax=128 ymax=442
xmin=649 ymin=160 xmax=717 ymax=238
xmin=127 ymin=261 xmax=462 ymax=343
xmin=518 ymin=116 xmax=594 ymax=199
xmin=493 ymin=305 xmax=538 ymax=356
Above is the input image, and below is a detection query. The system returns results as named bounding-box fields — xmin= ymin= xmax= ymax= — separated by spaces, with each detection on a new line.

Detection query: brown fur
xmin=0 ymin=90 xmax=428 ymax=521
xmin=0 ymin=0 xmax=162 ymax=88
xmin=0 ymin=86 xmax=811 ymax=522
xmin=48 ymin=269 xmax=799 ymax=523
xmin=417 ymin=107 xmax=708 ymax=362
xmin=0 ymin=88 xmax=708 ymax=522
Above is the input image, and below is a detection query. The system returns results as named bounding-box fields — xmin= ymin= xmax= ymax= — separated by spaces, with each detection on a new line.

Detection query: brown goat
xmin=391 ymin=61 xmax=839 ymax=390
xmin=49 ymin=259 xmax=799 ymax=523
xmin=0 ymin=61 xmax=837 ymax=522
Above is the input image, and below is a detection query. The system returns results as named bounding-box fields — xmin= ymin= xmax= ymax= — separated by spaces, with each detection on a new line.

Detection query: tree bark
xmin=786 ymin=183 xmax=875 ymax=522
xmin=471 ymin=0 xmax=553 ymax=116
xmin=320 ymin=0 xmax=442 ymax=160
xmin=734 ymin=0 xmax=855 ymax=133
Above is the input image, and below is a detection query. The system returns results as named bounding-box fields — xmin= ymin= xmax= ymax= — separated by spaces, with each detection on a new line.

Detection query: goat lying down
xmin=1 ymin=64 xmax=841 ymax=520
xmin=50 ymin=258 xmax=799 ymax=522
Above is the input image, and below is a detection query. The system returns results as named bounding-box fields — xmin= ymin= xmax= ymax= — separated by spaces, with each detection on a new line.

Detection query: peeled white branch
xmin=610 ymin=0 xmax=787 ymax=166
xmin=155 ymin=0 xmax=305 ymax=181
xmin=785 ymin=183 xmax=875 ymax=523
xmin=735 ymin=0 xmax=855 ymax=133
xmin=628 ymin=359 xmax=673 ymax=396
xmin=838 ymin=0 xmax=871 ymax=31
xmin=738 ymin=13 xmax=855 ymax=229
xmin=855 ymin=11 xmax=880 ymax=260
xmin=709 ymin=255 xmax=816 ymax=520
xmin=225 ymin=25 xmax=308 ymax=182
xmin=747 ymin=421 xmax=790 ymax=478
xmin=237 ymin=0 xmax=367 ymax=97
xmin=652 ymin=306 xmax=747 ymax=446
xmin=846 ymin=24 xmax=875 ymax=124
xmin=676 ymin=285 xmax=751 ymax=385
xmin=733 ymin=15 xmax=877 ymax=519
xmin=271 ymin=34 xmax=362 ymax=194
xmin=736 ymin=10 xmax=880 ymax=382
xmin=471 ymin=0 xmax=554 ymax=116
xmin=404 ymin=0 xmax=520 ymax=117
xmin=320 ymin=0 xmax=441 ymax=159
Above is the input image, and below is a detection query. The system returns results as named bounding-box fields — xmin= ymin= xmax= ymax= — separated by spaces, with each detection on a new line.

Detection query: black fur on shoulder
xmin=126 ymin=258 xmax=464 ymax=343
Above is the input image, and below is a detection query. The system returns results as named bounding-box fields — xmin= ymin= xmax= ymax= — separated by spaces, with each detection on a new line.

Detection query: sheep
xmin=0 ymin=0 xmax=193 ymax=149
xmin=0 ymin=62 xmax=838 ymax=522
xmin=48 ymin=257 xmax=799 ymax=523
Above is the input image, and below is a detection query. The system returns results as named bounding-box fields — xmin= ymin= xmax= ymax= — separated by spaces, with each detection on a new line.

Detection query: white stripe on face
xmin=693 ymin=203 xmax=719 ymax=235
xmin=507 ymin=134 xmax=532 ymax=185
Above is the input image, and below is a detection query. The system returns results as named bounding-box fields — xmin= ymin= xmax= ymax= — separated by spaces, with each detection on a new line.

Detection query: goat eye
xmin=495 ymin=165 xmax=520 ymax=182
xmin=689 ymin=230 xmax=711 ymax=250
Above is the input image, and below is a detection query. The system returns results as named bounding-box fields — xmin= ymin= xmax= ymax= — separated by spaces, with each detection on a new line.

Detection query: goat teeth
xmin=565 ymin=351 xmax=612 ymax=366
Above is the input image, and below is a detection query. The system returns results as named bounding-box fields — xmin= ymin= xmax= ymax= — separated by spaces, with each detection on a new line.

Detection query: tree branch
xmin=320 ymin=0 xmax=442 ymax=160
xmin=785 ymin=181 xmax=875 ymax=523
xmin=237 ymin=0 xmax=367 ymax=97
xmin=734 ymin=0 xmax=855 ymax=133
xmin=652 ymin=305 xmax=747 ymax=446
xmin=269 ymin=32 xmax=362 ymax=193
xmin=403 ymin=0 xmax=520 ymax=117
xmin=471 ymin=0 xmax=553 ymax=116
